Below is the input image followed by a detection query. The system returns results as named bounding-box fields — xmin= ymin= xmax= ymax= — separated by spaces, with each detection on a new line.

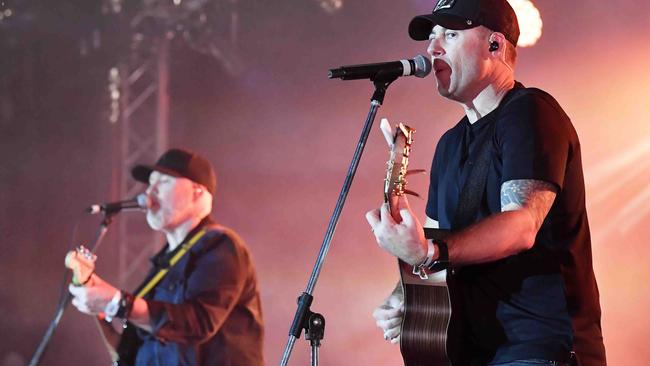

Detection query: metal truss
xmin=111 ymin=35 xmax=170 ymax=289
xmin=108 ymin=0 xmax=241 ymax=288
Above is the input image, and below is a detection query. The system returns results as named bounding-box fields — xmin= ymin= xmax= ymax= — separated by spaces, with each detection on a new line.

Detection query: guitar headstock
xmin=382 ymin=120 xmax=422 ymax=222
xmin=64 ymin=245 xmax=97 ymax=286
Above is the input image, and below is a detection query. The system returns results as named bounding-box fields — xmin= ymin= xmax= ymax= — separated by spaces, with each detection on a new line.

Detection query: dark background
xmin=1 ymin=0 xmax=649 ymax=364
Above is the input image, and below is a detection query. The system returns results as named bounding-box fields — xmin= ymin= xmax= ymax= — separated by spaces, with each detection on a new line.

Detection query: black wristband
xmin=427 ymin=239 xmax=449 ymax=272
xmin=115 ymin=290 xmax=134 ymax=320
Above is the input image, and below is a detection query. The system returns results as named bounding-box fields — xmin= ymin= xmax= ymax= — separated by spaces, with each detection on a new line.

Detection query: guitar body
xmin=399 ymin=229 xmax=462 ymax=366
xmin=400 ymin=265 xmax=451 ymax=366
xmin=115 ymin=324 xmax=143 ymax=366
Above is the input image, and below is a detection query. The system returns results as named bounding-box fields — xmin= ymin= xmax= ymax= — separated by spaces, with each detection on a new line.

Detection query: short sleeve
xmin=498 ymin=92 xmax=572 ymax=191
xmin=425 ymin=134 xmax=447 ymax=220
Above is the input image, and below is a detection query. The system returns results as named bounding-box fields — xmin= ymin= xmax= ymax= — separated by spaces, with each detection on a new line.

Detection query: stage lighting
xmin=108 ymin=67 xmax=121 ymax=124
xmin=508 ymin=0 xmax=543 ymax=47
xmin=317 ymin=0 xmax=343 ymax=14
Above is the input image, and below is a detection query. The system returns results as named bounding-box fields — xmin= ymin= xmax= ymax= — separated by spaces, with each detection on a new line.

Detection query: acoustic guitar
xmin=380 ymin=120 xmax=460 ymax=366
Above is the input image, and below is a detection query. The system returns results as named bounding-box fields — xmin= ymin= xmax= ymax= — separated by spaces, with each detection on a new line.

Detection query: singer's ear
xmin=192 ymin=184 xmax=204 ymax=199
xmin=488 ymin=32 xmax=507 ymax=55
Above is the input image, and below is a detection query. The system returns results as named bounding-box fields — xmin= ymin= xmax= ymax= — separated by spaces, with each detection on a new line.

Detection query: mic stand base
xmin=306 ymin=312 xmax=325 ymax=366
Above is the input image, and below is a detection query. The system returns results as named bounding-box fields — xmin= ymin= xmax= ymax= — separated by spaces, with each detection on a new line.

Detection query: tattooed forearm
xmin=501 ymin=179 xmax=558 ymax=229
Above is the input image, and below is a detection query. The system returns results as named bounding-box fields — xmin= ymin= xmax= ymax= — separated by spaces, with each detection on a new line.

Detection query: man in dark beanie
xmin=69 ymin=148 xmax=264 ymax=366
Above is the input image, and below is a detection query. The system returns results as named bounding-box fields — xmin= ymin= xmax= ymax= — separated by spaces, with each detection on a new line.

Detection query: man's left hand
xmin=365 ymin=195 xmax=428 ymax=265
xmin=69 ymin=274 xmax=118 ymax=316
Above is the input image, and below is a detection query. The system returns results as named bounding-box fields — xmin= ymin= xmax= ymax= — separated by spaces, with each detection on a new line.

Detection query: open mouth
xmin=433 ymin=59 xmax=451 ymax=76
xmin=148 ymin=197 xmax=161 ymax=211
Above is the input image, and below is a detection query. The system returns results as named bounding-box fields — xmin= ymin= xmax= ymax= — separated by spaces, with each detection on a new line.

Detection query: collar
xmin=150 ymin=216 xmax=215 ymax=269
xmin=463 ymin=80 xmax=525 ymax=131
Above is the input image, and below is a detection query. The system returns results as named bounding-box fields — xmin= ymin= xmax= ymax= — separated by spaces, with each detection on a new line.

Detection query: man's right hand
xmin=372 ymin=290 xmax=404 ymax=344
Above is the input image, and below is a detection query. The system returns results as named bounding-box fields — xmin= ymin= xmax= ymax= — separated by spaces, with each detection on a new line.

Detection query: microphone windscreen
xmin=86 ymin=205 xmax=101 ymax=214
xmin=136 ymin=193 xmax=150 ymax=209
xmin=413 ymin=54 xmax=432 ymax=78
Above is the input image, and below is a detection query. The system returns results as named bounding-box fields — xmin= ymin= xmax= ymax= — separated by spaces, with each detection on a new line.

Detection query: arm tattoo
xmin=501 ymin=179 xmax=558 ymax=229
xmin=501 ymin=179 xmax=556 ymax=211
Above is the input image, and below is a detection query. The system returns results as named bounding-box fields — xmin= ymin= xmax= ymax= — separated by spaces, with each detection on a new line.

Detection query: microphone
xmin=86 ymin=193 xmax=149 ymax=215
xmin=328 ymin=54 xmax=432 ymax=81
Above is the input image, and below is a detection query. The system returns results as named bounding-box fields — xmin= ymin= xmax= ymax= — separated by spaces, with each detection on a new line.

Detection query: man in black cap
xmin=366 ymin=0 xmax=606 ymax=365
xmin=69 ymin=148 xmax=264 ymax=366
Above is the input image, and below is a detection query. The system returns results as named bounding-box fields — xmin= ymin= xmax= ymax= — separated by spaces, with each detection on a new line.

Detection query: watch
xmin=115 ymin=291 xmax=135 ymax=320
xmin=427 ymin=239 xmax=449 ymax=272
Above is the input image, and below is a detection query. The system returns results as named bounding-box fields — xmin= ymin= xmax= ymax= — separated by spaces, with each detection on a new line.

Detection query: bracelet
xmin=418 ymin=239 xmax=436 ymax=268
xmin=412 ymin=240 xmax=437 ymax=280
xmin=104 ymin=290 xmax=122 ymax=322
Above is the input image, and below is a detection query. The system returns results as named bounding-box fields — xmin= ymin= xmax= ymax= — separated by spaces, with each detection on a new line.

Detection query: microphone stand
xmin=280 ymin=73 xmax=399 ymax=366
xmin=28 ymin=211 xmax=117 ymax=366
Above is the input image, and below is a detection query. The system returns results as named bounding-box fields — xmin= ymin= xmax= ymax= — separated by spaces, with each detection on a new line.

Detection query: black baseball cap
xmin=408 ymin=0 xmax=520 ymax=46
xmin=132 ymin=148 xmax=217 ymax=195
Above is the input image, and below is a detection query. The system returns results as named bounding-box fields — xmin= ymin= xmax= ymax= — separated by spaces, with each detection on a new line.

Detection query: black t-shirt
xmin=425 ymin=83 xmax=606 ymax=365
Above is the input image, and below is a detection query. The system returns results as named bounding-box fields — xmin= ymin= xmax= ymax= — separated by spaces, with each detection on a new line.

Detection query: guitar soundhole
xmin=401 ymin=285 xmax=452 ymax=366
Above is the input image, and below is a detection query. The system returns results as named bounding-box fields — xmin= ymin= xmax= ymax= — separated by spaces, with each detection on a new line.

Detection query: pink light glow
xmin=508 ymin=0 xmax=543 ymax=47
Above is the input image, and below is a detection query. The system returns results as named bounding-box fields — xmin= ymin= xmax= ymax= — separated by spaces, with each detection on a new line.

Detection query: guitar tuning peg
xmin=404 ymin=189 xmax=421 ymax=198
xmin=77 ymin=245 xmax=96 ymax=260
xmin=406 ymin=169 xmax=426 ymax=176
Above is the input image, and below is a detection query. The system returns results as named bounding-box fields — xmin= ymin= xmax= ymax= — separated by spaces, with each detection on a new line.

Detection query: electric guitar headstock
xmin=64 ymin=245 xmax=97 ymax=286
xmin=381 ymin=118 xmax=424 ymax=222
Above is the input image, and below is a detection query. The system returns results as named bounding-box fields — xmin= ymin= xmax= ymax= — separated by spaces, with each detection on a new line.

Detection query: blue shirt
xmin=129 ymin=218 xmax=264 ymax=366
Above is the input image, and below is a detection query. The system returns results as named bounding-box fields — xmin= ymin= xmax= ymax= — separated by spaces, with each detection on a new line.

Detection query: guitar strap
xmin=113 ymin=228 xmax=208 ymax=366
xmin=135 ymin=228 xmax=207 ymax=297
xmin=451 ymin=88 xmax=519 ymax=230
xmin=450 ymin=121 xmax=496 ymax=230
